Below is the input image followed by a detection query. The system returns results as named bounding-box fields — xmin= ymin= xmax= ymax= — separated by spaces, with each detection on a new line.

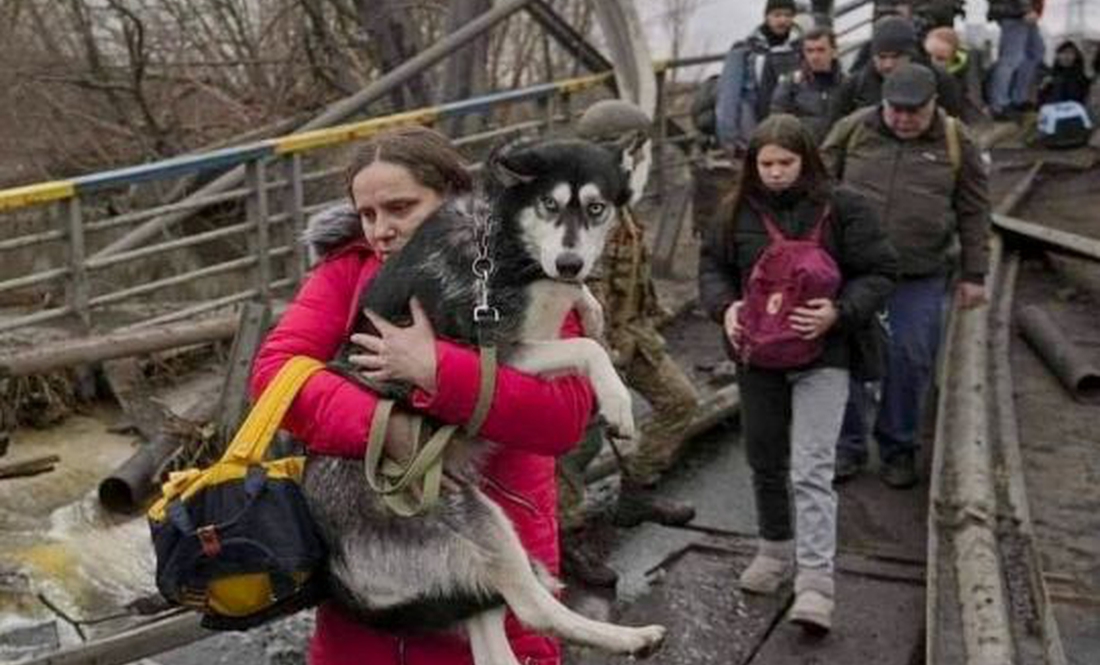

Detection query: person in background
xmin=987 ymin=0 xmax=1045 ymax=120
xmin=715 ymin=0 xmax=802 ymax=156
xmin=699 ymin=114 xmax=896 ymax=633
xmin=810 ymin=0 xmax=834 ymax=27
xmin=1039 ymin=41 xmax=1092 ymax=106
xmin=849 ymin=1 xmax=915 ymax=73
xmin=771 ymin=27 xmax=846 ymax=144
xmin=924 ymin=26 xmax=988 ymax=124
xmin=830 ymin=15 xmax=962 ymax=126
xmin=822 ymin=64 xmax=991 ymax=488
xmin=557 ymin=100 xmax=700 ymax=589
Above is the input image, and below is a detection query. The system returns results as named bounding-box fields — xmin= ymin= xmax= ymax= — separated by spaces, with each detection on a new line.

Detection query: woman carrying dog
xmin=249 ymin=126 xmax=595 ymax=664
xmin=698 ymin=114 xmax=897 ymax=632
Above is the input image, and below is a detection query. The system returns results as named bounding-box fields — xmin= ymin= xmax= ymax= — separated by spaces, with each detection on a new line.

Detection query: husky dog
xmin=301 ymin=138 xmax=666 ymax=664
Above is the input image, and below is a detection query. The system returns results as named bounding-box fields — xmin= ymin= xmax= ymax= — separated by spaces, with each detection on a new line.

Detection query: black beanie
xmin=766 ymin=0 xmax=797 ymax=14
xmin=872 ymin=15 xmax=918 ymax=56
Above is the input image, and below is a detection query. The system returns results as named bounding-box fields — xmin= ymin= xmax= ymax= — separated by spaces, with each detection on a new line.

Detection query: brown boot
xmin=613 ymin=484 xmax=696 ymax=528
xmin=560 ymin=536 xmax=619 ymax=588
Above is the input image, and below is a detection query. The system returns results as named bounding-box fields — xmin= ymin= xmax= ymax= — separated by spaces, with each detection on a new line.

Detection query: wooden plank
xmin=994 ymin=213 xmax=1100 ymax=261
xmin=19 ymin=613 xmax=207 ymax=665
xmin=0 ymin=455 xmax=60 ymax=480
xmin=651 ymin=186 xmax=692 ymax=278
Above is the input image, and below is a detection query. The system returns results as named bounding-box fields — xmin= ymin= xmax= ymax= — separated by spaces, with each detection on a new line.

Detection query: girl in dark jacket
xmin=698 ymin=114 xmax=897 ymax=632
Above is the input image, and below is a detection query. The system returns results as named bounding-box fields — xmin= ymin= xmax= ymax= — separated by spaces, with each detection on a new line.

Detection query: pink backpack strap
xmin=748 ymin=199 xmax=833 ymax=244
xmin=746 ymin=199 xmax=788 ymax=243
xmin=807 ymin=203 xmax=833 ymax=244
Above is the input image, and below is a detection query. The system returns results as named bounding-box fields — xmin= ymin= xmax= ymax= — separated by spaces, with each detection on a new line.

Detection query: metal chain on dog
xmin=471 ymin=207 xmax=500 ymax=328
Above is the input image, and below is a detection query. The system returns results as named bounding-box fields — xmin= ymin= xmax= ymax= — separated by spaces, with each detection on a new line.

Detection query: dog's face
xmin=489 ymin=139 xmax=631 ymax=282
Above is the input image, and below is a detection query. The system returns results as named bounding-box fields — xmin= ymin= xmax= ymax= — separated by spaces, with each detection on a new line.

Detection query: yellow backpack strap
xmin=944 ymin=115 xmax=962 ymax=179
xmin=224 ymin=356 xmax=325 ymax=464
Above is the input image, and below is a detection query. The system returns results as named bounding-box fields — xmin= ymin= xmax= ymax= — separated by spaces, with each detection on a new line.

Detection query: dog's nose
xmin=555 ymin=254 xmax=584 ymax=279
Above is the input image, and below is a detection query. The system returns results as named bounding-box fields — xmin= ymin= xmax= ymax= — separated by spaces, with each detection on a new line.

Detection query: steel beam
xmin=591 ymin=0 xmax=656 ymax=118
xmin=524 ymin=0 xmax=613 ymax=73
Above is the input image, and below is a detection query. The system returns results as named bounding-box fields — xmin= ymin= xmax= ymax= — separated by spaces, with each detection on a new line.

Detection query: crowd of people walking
xmin=246 ymin=1 xmax=1098 ymax=662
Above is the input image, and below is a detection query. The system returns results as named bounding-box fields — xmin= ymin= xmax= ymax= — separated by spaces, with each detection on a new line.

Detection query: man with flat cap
xmin=821 ymin=63 xmax=990 ymax=488
xmin=831 ymin=15 xmax=962 ymax=126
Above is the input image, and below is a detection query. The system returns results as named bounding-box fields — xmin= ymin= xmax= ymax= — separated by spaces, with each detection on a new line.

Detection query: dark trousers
xmin=838 ymin=275 xmax=947 ymax=463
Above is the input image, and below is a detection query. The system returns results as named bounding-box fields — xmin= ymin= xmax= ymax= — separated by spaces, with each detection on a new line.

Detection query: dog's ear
xmin=612 ymin=132 xmax=651 ymax=207
xmin=487 ymin=138 xmax=540 ymax=188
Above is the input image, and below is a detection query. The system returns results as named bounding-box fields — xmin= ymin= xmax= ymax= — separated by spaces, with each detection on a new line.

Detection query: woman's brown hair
xmin=344 ymin=125 xmax=473 ymax=199
xmin=727 ymin=113 xmax=832 ymax=227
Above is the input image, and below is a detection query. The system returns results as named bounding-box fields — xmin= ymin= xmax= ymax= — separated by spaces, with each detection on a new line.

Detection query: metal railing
xmin=0 ymin=57 xmax=718 ymax=338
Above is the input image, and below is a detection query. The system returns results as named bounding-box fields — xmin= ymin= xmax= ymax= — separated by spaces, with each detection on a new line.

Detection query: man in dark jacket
xmin=715 ymin=0 xmax=802 ymax=154
xmin=988 ymin=0 xmax=1045 ymax=119
xmin=821 ymin=64 xmax=990 ymax=488
xmin=830 ymin=15 xmax=962 ymax=126
xmin=771 ymin=27 xmax=846 ymax=143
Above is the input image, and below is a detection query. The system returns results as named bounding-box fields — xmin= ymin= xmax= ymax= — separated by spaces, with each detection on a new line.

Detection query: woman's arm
xmin=409 ymin=312 xmax=596 ymax=458
xmin=249 ymin=250 xmax=382 ymax=458
xmin=698 ymin=219 xmax=741 ymax=324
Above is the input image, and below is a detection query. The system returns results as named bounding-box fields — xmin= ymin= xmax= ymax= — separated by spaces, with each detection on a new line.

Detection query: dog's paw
xmin=597 ymin=380 xmax=635 ymax=440
xmin=618 ymin=624 xmax=666 ymax=659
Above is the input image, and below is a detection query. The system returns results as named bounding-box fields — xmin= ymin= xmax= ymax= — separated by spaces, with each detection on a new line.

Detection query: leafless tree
xmin=0 ymin=0 xmax=600 ymax=186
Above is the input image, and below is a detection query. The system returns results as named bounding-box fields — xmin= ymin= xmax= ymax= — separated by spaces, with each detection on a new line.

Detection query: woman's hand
xmin=724 ymin=301 xmax=744 ymax=350
xmin=789 ymin=298 xmax=839 ymax=340
xmin=380 ymin=408 xmax=462 ymax=493
xmin=349 ymin=297 xmax=438 ymax=394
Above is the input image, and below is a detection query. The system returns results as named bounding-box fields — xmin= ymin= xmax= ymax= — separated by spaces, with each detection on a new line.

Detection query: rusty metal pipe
xmin=97 ymin=434 xmax=185 ymax=514
xmin=1017 ymin=304 xmax=1100 ymax=403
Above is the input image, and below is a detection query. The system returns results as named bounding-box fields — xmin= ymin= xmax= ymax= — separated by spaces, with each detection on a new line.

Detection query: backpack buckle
xmin=197 ymin=525 xmax=222 ymax=557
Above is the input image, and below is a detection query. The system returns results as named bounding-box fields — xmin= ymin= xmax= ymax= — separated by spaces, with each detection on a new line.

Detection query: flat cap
xmin=883 ymin=63 xmax=937 ymax=108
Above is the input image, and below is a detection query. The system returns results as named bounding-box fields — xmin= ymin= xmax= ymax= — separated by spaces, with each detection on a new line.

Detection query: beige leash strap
xmin=362 ymin=345 xmax=497 ymax=516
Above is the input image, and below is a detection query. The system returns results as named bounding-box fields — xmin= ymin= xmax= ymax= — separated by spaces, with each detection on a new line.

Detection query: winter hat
xmin=883 ymin=63 xmax=938 ymax=108
xmin=766 ymin=0 xmax=798 ymax=14
xmin=576 ymin=99 xmax=652 ymax=142
xmin=872 ymin=15 xmax=918 ymax=56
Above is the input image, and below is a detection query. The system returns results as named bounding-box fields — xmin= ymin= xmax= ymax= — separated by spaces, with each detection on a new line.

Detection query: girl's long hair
xmin=727 ymin=114 xmax=832 ymax=229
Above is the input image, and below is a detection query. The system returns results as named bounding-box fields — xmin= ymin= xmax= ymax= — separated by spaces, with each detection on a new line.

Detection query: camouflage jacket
xmin=588 ymin=207 xmax=667 ymax=367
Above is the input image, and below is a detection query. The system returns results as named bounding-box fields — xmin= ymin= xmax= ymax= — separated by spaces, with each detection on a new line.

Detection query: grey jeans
xmin=738 ymin=365 xmax=850 ymax=572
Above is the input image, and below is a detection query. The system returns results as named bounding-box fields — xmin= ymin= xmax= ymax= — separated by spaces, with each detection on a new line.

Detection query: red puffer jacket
xmin=249 ymin=240 xmax=595 ymax=665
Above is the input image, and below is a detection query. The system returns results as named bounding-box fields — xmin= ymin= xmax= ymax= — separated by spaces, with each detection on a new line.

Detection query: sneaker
xmin=833 ymin=453 xmax=865 ymax=484
xmin=880 ymin=452 xmax=918 ymax=489
xmin=788 ymin=570 xmax=834 ymax=634
xmin=613 ymin=491 xmax=696 ymax=528
xmin=738 ymin=540 xmax=793 ymax=595
xmin=561 ymin=540 xmax=619 ymax=588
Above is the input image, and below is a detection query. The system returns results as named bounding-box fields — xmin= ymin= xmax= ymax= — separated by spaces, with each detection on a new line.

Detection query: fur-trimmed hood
xmin=302 ymin=202 xmax=363 ymax=264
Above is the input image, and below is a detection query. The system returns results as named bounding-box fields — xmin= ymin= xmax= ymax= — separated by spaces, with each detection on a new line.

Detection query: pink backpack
xmin=737 ymin=202 xmax=841 ymax=369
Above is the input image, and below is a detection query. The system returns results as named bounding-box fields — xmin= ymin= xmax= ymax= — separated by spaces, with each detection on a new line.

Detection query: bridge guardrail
xmin=0 ymin=0 xmax=876 ymax=338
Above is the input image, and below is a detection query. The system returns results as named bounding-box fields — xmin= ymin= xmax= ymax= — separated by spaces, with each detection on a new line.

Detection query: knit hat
xmin=766 ymin=0 xmax=797 ymax=14
xmin=872 ymin=15 xmax=918 ymax=56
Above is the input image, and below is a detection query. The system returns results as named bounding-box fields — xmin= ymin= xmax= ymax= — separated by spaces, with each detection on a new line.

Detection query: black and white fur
xmin=302 ymin=138 xmax=665 ymax=664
